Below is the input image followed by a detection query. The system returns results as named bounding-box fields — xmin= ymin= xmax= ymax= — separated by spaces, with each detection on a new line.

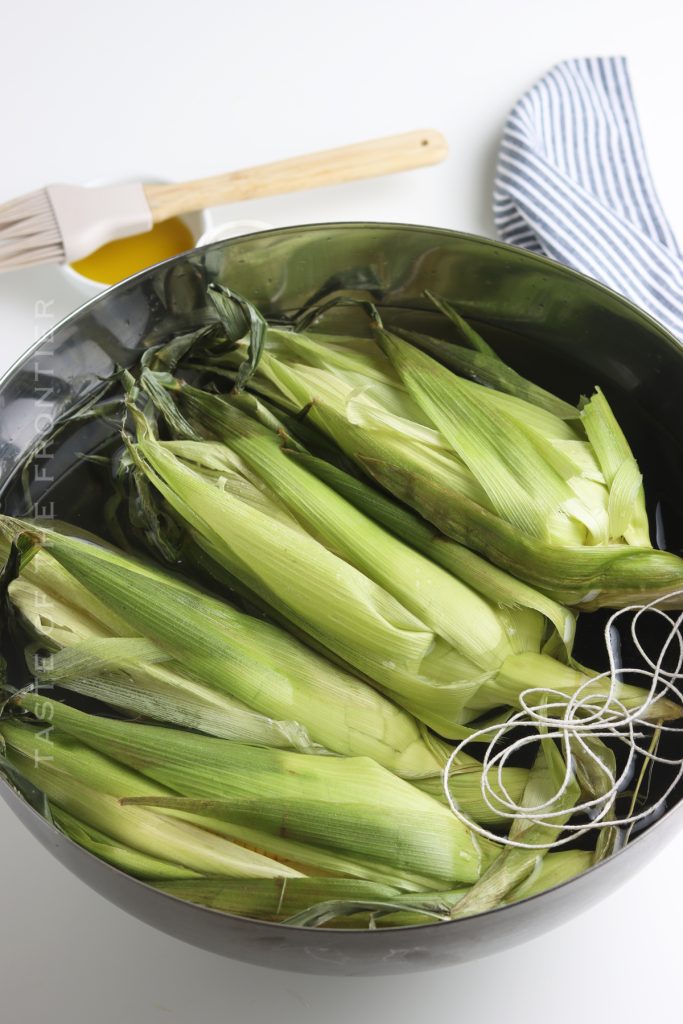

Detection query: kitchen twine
xmin=443 ymin=591 xmax=683 ymax=849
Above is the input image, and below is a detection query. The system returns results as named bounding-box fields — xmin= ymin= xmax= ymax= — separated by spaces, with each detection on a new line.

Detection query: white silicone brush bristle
xmin=0 ymin=189 xmax=64 ymax=271
xmin=0 ymin=183 xmax=152 ymax=272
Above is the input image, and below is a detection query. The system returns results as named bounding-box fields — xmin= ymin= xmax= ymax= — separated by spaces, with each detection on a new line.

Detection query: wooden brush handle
xmin=144 ymin=129 xmax=448 ymax=222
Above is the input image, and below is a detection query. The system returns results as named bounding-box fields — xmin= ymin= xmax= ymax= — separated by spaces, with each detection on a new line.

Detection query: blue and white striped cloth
xmin=494 ymin=57 xmax=683 ymax=340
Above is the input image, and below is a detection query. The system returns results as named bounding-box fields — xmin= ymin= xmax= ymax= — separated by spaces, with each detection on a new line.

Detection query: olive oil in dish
xmin=70 ymin=217 xmax=194 ymax=285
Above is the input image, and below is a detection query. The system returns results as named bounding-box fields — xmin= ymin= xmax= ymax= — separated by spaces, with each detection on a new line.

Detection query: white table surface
xmin=2 ymin=1 xmax=682 ymax=1020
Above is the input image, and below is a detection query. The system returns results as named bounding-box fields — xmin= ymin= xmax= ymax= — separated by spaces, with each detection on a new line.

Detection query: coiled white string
xmin=444 ymin=592 xmax=683 ymax=850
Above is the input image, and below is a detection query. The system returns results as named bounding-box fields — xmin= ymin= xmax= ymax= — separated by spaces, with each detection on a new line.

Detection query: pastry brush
xmin=0 ymin=129 xmax=448 ymax=273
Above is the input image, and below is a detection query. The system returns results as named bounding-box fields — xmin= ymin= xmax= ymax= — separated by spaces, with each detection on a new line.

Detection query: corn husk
xmin=449 ymin=738 xmax=581 ymax=918
xmin=14 ymin=692 xmax=493 ymax=887
xmin=163 ymin=847 xmax=589 ymax=929
xmin=154 ymin=876 xmax=409 ymax=924
xmin=217 ymin=305 xmax=683 ymax=609
xmin=0 ymin=517 xmax=444 ymax=778
xmin=162 ymin=847 xmax=592 ymax=928
xmin=124 ymin=390 xmax=679 ymax=735
xmin=0 ymin=719 xmax=297 ymax=880
xmin=281 ymin=845 xmax=594 ymax=926
xmin=504 ymin=848 xmax=593 ymax=901
xmin=395 ymin=292 xmax=578 ymax=419
xmin=9 ymin=573 xmax=321 ymax=754
xmin=6 ymin=709 xmax=435 ymax=890
xmin=156 ymin=875 xmax=467 ymax=927
xmin=51 ymin=806 xmax=202 ymax=881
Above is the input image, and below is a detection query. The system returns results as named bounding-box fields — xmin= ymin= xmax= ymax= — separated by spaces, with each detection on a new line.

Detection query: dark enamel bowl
xmin=1 ymin=223 xmax=682 ymax=976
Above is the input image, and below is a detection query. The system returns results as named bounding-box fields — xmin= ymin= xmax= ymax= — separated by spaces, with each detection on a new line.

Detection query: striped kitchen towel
xmin=494 ymin=57 xmax=683 ymax=340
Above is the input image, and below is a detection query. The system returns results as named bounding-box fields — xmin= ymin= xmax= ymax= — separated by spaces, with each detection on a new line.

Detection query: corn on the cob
xmin=0 ymin=518 xmax=445 ymax=777
xmin=210 ymin=295 xmax=683 ymax=609
xmin=0 ymin=719 xmax=298 ymax=880
xmin=11 ymin=693 xmax=493 ymax=887
xmin=2 ymin=517 xmax=536 ymax=825
xmin=125 ymin=390 xmax=679 ymax=736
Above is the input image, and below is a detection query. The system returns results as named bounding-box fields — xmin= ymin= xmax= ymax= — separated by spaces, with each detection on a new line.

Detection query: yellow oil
xmin=70 ymin=217 xmax=195 ymax=285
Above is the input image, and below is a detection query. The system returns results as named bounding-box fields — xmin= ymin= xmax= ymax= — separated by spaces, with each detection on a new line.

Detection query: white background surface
xmin=1 ymin=1 xmax=682 ymax=1020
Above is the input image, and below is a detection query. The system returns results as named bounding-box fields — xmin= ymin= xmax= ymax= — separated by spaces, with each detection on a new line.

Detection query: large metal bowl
xmin=1 ymin=223 xmax=682 ymax=976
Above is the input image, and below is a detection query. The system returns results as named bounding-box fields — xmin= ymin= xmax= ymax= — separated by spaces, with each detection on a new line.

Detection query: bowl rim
xmin=2 ymin=219 xmax=682 ymax=397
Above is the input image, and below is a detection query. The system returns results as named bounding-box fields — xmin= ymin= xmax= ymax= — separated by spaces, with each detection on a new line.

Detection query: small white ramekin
xmin=195 ymin=219 xmax=272 ymax=247
xmin=59 ymin=175 xmax=271 ymax=300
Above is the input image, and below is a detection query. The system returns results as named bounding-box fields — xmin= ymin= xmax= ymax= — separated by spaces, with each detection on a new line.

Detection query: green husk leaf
xmin=424 ymin=291 xmax=499 ymax=357
xmin=155 ymin=876 xmax=405 ymax=921
xmin=208 ymin=284 xmax=266 ymax=391
xmin=7 ymin=519 xmax=443 ymax=776
xmin=1 ymin=720 xmax=298 ymax=880
xmin=8 ymin=559 xmax=325 ymax=753
xmin=52 ymin=805 xmax=202 ymax=881
xmin=285 ymin=447 xmax=575 ymax=654
xmin=396 ymin=324 xmax=578 ymax=420
xmin=414 ymin=763 xmax=528 ymax=825
xmin=569 ymin=734 xmax=619 ymax=861
xmin=580 ymin=387 xmax=651 ymax=546
xmin=374 ymin=327 xmax=569 ymax=541
xmin=504 ymin=848 xmax=593 ymax=901
xmin=449 ymin=739 xmax=580 ymax=917
xmin=15 ymin=693 xmax=491 ymax=886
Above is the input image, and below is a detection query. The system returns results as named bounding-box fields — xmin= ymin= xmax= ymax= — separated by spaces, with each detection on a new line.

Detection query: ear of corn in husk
xmin=9 ymin=571 xmax=323 ymax=754
xmin=0 ymin=517 xmax=447 ymax=779
xmin=124 ymin=386 xmax=680 ymax=734
xmin=207 ymin=294 xmax=683 ymax=609
xmin=3 ymin=706 xmax=435 ymax=891
xmin=13 ymin=692 xmax=494 ymax=887
xmin=277 ymin=444 xmax=575 ymax=658
xmin=1 ymin=516 xmax=539 ymax=828
xmin=0 ymin=718 xmax=298 ymax=880
xmin=12 ymin=577 xmax=326 ymax=754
